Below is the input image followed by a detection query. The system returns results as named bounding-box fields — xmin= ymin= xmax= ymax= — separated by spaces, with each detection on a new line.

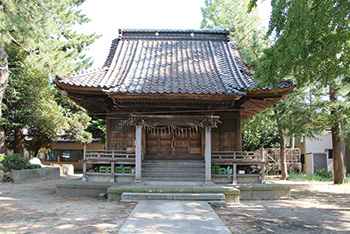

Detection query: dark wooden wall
xmin=212 ymin=111 xmax=241 ymax=152
xmin=106 ymin=111 xmax=242 ymax=156
xmin=106 ymin=118 xmax=135 ymax=151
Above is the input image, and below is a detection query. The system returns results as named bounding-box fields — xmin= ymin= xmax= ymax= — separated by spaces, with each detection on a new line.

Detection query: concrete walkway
xmin=118 ymin=200 xmax=231 ymax=234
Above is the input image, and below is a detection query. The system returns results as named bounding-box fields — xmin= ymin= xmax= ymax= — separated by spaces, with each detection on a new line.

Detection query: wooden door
xmin=145 ymin=131 xmax=202 ymax=160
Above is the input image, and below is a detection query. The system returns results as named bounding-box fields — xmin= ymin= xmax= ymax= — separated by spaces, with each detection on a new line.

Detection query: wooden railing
xmin=85 ymin=150 xmax=135 ymax=163
xmin=81 ymin=148 xmax=136 ymax=182
xmin=211 ymin=149 xmax=267 ymax=183
xmin=212 ymin=151 xmax=266 ymax=165
xmin=265 ymin=148 xmax=301 ymax=163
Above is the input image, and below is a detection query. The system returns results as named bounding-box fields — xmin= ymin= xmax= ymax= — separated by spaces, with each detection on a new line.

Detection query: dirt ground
xmin=0 ymin=175 xmax=135 ymax=234
xmin=214 ymin=179 xmax=350 ymax=234
xmin=0 ymin=175 xmax=349 ymax=234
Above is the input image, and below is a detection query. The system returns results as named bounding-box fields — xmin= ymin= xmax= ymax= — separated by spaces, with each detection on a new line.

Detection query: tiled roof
xmin=56 ymin=29 xmax=259 ymax=96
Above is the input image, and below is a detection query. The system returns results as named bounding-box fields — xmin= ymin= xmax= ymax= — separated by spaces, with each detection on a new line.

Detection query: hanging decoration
xmin=127 ymin=114 xmax=221 ymax=138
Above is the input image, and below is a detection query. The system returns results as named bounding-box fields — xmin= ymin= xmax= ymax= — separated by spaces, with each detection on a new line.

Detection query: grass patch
xmin=289 ymin=172 xmax=350 ymax=183
xmin=289 ymin=173 xmax=333 ymax=181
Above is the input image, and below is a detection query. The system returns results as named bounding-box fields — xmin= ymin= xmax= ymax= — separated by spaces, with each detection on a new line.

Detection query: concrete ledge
xmin=235 ymin=184 xmax=291 ymax=200
xmin=56 ymin=179 xmax=115 ymax=196
xmin=11 ymin=167 xmax=60 ymax=182
xmin=213 ymin=174 xmax=260 ymax=184
xmin=87 ymin=174 xmax=134 ymax=183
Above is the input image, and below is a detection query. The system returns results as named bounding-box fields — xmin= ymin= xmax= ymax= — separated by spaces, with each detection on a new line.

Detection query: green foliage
xmin=2 ymin=42 xmax=66 ymax=155
xmin=0 ymin=2 xmax=99 ymax=154
xmin=0 ymin=0 xmax=100 ymax=153
xmin=0 ymin=0 xmax=100 ymax=75
xmin=315 ymin=169 xmax=334 ymax=180
xmin=289 ymin=171 xmax=334 ymax=182
xmin=2 ymin=153 xmax=41 ymax=170
xmin=201 ymin=0 xmax=268 ymax=70
xmin=242 ymin=109 xmax=280 ymax=151
xmin=0 ymin=153 xmax=5 ymax=163
xmin=86 ymin=117 xmax=106 ymax=143
xmin=55 ymin=93 xmax=92 ymax=144
xmin=254 ymin=0 xmax=350 ymax=183
xmin=273 ymin=87 xmax=326 ymax=138
xmin=255 ymin=0 xmax=350 ymax=90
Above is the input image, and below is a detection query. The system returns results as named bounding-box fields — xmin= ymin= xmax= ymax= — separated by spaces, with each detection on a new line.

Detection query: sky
xmin=76 ymin=0 xmax=271 ymax=69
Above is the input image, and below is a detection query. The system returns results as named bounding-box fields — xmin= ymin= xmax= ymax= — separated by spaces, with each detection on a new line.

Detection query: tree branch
xmin=307 ymin=0 xmax=326 ymax=15
xmin=7 ymin=32 xmax=31 ymax=55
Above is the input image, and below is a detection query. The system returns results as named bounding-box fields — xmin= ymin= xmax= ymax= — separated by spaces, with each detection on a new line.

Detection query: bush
xmin=315 ymin=168 xmax=333 ymax=179
xmin=0 ymin=154 xmax=5 ymax=163
xmin=2 ymin=154 xmax=41 ymax=170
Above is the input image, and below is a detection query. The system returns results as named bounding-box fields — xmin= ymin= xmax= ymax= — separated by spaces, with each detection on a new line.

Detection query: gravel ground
xmin=1 ymin=175 xmax=349 ymax=234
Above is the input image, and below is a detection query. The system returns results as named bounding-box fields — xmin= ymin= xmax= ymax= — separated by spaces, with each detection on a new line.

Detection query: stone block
xmin=11 ymin=167 xmax=60 ymax=182
xmin=237 ymin=184 xmax=291 ymax=200
xmin=52 ymin=164 xmax=74 ymax=175
xmin=120 ymin=192 xmax=226 ymax=202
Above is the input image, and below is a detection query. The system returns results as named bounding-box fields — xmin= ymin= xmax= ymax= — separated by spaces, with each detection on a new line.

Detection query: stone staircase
xmin=141 ymin=159 xmax=205 ymax=186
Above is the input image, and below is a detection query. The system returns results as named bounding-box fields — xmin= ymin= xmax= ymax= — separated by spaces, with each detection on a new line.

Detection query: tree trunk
xmin=279 ymin=128 xmax=288 ymax=180
xmin=330 ymin=87 xmax=345 ymax=184
xmin=0 ymin=46 xmax=9 ymax=154
xmin=13 ymin=129 xmax=24 ymax=155
xmin=274 ymin=108 xmax=288 ymax=180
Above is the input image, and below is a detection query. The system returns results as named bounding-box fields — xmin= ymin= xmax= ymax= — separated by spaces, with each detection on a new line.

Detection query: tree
xmin=201 ymin=0 xmax=269 ymax=70
xmin=243 ymin=86 xmax=326 ymax=179
xmin=0 ymin=0 xmax=99 ymax=153
xmin=86 ymin=117 xmax=106 ymax=144
xmin=3 ymin=41 xmax=92 ymax=156
xmin=253 ymin=0 xmax=350 ymax=184
xmin=242 ymin=109 xmax=280 ymax=151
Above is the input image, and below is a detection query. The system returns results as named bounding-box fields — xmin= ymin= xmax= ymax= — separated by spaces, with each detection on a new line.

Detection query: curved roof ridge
xmin=119 ymin=28 xmax=230 ymax=41
xmin=225 ymin=42 xmax=249 ymax=89
xmin=208 ymin=41 xmax=245 ymax=96
xmin=120 ymin=28 xmax=230 ymax=34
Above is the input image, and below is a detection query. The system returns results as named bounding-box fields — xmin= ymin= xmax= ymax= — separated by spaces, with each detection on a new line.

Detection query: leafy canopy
xmin=0 ymin=0 xmax=100 ymax=75
xmin=3 ymin=41 xmax=92 ymax=155
xmin=201 ymin=0 xmax=269 ymax=70
xmin=254 ymin=0 xmax=350 ymax=89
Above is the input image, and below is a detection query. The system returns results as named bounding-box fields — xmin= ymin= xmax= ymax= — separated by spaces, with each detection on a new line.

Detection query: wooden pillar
xmin=82 ymin=142 xmax=87 ymax=182
xmin=204 ymin=126 xmax=213 ymax=185
xmin=134 ymin=125 xmax=142 ymax=183
xmin=261 ymin=144 xmax=266 ymax=184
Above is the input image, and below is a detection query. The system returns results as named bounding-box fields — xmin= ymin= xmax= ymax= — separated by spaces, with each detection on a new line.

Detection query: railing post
xmin=82 ymin=142 xmax=87 ymax=182
xmin=261 ymin=144 xmax=266 ymax=184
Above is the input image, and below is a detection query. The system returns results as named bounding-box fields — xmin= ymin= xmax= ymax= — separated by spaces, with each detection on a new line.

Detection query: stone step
xmin=142 ymin=181 xmax=204 ymax=186
xmin=142 ymin=176 xmax=204 ymax=181
xmin=142 ymin=161 xmax=205 ymax=168
xmin=120 ymin=192 xmax=226 ymax=203
xmin=143 ymin=160 xmax=205 ymax=163
xmin=142 ymin=167 xmax=205 ymax=172
xmin=142 ymin=172 xmax=205 ymax=178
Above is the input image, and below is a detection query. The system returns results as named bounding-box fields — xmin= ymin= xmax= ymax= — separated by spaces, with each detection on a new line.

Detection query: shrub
xmin=315 ymin=168 xmax=333 ymax=179
xmin=0 ymin=154 xmax=5 ymax=163
xmin=3 ymin=154 xmax=41 ymax=170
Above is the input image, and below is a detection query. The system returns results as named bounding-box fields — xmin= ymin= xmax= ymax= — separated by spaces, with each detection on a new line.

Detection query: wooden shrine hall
xmin=55 ymin=29 xmax=294 ymax=185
